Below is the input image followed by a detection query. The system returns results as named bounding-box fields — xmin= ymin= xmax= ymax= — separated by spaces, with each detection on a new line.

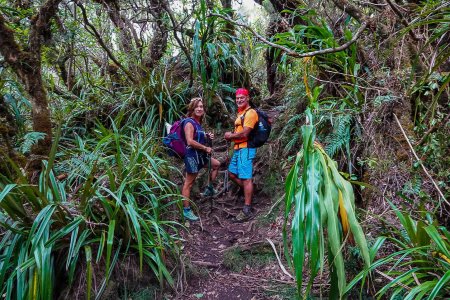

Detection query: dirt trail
xmin=173 ymin=156 xmax=295 ymax=299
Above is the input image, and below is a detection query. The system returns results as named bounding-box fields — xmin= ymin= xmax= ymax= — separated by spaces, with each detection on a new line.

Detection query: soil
xmin=171 ymin=186 xmax=296 ymax=300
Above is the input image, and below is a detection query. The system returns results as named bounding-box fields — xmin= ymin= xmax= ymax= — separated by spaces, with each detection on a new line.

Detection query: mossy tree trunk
xmin=0 ymin=0 xmax=62 ymax=174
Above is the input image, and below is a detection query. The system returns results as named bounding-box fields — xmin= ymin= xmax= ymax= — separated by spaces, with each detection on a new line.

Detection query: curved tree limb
xmin=161 ymin=0 xmax=194 ymax=87
xmin=329 ymin=0 xmax=366 ymax=24
xmin=210 ymin=13 xmax=368 ymax=58
xmin=385 ymin=0 xmax=420 ymax=41
xmin=75 ymin=1 xmax=137 ymax=84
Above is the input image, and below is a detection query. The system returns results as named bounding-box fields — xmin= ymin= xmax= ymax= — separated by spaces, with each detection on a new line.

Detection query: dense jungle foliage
xmin=0 ymin=0 xmax=449 ymax=299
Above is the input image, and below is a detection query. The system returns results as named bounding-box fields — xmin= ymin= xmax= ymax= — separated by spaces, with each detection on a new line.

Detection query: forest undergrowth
xmin=0 ymin=0 xmax=449 ymax=299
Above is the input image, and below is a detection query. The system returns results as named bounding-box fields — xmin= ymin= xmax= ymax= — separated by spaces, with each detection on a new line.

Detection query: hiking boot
xmin=183 ymin=208 xmax=199 ymax=221
xmin=233 ymin=206 xmax=254 ymax=223
xmin=201 ymin=185 xmax=217 ymax=197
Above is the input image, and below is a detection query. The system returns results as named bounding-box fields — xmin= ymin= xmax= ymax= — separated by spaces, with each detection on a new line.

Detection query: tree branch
xmin=415 ymin=113 xmax=450 ymax=147
xmin=385 ymin=0 xmax=420 ymax=41
xmin=330 ymin=0 xmax=366 ymax=24
xmin=393 ymin=114 xmax=448 ymax=205
xmin=210 ymin=13 xmax=368 ymax=58
xmin=75 ymin=1 xmax=137 ymax=84
xmin=161 ymin=0 xmax=193 ymax=87
xmin=29 ymin=0 xmax=63 ymax=54
xmin=0 ymin=14 xmax=23 ymax=68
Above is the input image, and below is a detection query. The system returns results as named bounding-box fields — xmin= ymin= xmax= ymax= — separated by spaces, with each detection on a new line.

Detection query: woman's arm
xmin=184 ymin=122 xmax=212 ymax=154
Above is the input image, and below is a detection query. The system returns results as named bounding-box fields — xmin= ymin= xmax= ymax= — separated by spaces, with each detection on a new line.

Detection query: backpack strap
xmin=182 ymin=117 xmax=201 ymax=144
xmin=239 ymin=107 xmax=256 ymax=127
xmin=180 ymin=118 xmax=193 ymax=142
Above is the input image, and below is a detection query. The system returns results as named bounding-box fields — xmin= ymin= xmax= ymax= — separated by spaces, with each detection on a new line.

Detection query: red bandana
xmin=235 ymin=88 xmax=249 ymax=97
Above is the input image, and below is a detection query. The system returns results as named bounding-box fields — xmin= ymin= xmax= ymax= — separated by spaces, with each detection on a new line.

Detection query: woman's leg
xmin=182 ymin=172 xmax=198 ymax=207
xmin=210 ymin=158 xmax=220 ymax=182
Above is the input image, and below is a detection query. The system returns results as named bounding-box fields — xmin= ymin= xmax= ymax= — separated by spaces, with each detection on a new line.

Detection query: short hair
xmin=187 ymin=97 xmax=204 ymax=123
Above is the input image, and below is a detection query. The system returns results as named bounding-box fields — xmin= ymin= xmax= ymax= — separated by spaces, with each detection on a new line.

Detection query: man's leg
xmin=238 ymin=148 xmax=256 ymax=205
xmin=227 ymin=149 xmax=244 ymax=189
xmin=242 ymin=178 xmax=253 ymax=206
xmin=229 ymin=171 xmax=243 ymax=188
xmin=233 ymin=148 xmax=256 ymax=221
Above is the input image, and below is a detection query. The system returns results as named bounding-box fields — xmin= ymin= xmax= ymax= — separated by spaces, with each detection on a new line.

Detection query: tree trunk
xmin=144 ymin=0 xmax=168 ymax=73
xmin=0 ymin=0 xmax=61 ymax=174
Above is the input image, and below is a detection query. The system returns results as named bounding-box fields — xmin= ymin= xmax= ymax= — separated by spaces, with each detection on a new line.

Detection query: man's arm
xmin=224 ymin=127 xmax=252 ymax=140
xmin=225 ymin=109 xmax=258 ymax=141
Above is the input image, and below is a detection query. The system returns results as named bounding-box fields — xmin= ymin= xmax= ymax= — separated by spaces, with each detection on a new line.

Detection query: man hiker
xmin=224 ymin=88 xmax=258 ymax=222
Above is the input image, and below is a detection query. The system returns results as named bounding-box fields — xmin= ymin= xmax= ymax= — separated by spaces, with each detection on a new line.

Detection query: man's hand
xmin=224 ymin=131 xmax=232 ymax=140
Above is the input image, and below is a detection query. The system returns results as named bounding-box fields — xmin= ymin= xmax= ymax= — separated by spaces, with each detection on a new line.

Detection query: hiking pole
xmin=224 ymin=141 xmax=230 ymax=192
xmin=205 ymin=134 xmax=214 ymax=211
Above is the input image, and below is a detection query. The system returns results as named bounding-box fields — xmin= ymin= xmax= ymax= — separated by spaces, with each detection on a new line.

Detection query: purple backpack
xmin=163 ymin=118 xmax=192 ymax=158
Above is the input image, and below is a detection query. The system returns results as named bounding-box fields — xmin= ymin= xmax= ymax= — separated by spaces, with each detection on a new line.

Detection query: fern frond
xmin=284 ymin=131 xmax=301 ymax=154
xmin=19 ymin=132 xmax=47 ymax=154
xmin=324 ymin=114 xmax=352 ymax=158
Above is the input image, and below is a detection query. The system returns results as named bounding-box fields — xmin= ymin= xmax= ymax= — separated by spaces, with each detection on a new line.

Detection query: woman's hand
xmin=204 ymin=146 xmax=213 ymax=154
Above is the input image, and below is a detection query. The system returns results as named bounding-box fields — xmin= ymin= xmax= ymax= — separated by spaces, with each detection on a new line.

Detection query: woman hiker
xmin=182 ymin=98 xmax=220 ymax=221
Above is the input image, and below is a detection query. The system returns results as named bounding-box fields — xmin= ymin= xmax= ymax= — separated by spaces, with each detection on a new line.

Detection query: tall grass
xmin=0 ymin=119 xmax=183 ymax=299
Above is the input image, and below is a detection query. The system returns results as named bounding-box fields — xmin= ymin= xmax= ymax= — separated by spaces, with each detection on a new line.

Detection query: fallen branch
xmin=267 ymin=238 xmax=294 ymax=279
xmin=228 ymin=273 xmax=297 ymax=285
xmin=393 ymin=114 xmax=448 ymax=205
xmin=191 ymin=260 xmax=221 ymax=268
xmin=213 ymin=214 xmax=225 ymax=228
xmin=219 ymin=239 xmax=281 ymax=253
xmin=415 ymin=113 xmax=450 ymax=147
xmin=212 ymin=205 xmax=237 ymax=217
xmin=375 ymin=269 xmax=411 ymax=290
xmin=264 ymin=194 xmax=285 ymax=217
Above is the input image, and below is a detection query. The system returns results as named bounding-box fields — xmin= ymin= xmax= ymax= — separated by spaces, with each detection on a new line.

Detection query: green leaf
xmin=428 ymin=270 xmax=450 ymax=299
xmin=105 ymin=220 xmax=116 ymax=273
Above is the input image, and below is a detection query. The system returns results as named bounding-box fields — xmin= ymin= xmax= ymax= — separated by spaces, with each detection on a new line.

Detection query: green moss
xmin=223 ymin=247 xmax=275 ymax=272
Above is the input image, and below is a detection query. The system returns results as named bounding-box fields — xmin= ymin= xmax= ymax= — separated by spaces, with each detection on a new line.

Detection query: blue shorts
xmin=228 ymin=148 xmax=256 ymax=179
xmin=184 ymin=148 xmax=207 ymax=174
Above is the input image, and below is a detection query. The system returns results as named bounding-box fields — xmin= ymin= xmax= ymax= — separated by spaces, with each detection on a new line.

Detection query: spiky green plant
xmin=192 ymin=0 xmax=248 ymax=106
xmin=283 ymin=109 xmax=370 ymax=299
xmin=347 ymin=200 xmax=450 ymax=299
xmin=0 ymin=120 xmax=183 ymax=299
